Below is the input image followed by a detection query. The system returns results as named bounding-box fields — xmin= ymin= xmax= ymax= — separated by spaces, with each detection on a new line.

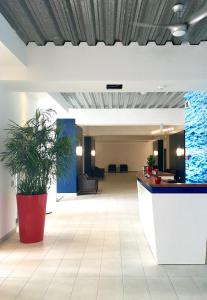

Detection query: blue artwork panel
xmin=57 ymin=119 xmax=77 ymax=193
xmin=184 ymin=92 xmax=207 ymax=183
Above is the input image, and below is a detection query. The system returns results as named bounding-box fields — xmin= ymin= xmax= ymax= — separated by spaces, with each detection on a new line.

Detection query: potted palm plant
xmin=0 ymin=109 xmax=71 ymax=243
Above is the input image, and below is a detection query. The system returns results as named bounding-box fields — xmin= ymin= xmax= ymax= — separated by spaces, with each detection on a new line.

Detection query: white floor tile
xmin=100 ymin=258 xmax=122 ymax=276
xmin=123 ymin=276 xmax=150 ymax=300
xmin=43 ymin=277 xmax=75 ymax=300
xmin=0 ymin=278 xmax=27 ymax=299
xmin=147 ymin=277 xmax=178 ymax=300
xmin=55 ymin=259 xmax=81 ymax=277
xmin=70 ymin=276 xmax=99 ymax=300
xmin=164 ymin=265 xmax=207 ymax=278
xmin=123 ymin=257 xmax=145 ymax=275
xmin=17 ymin=279 xmax=51 ymax=299
xmin=78 ymin=258 xmax=101 ymax=276
xmin=97 ymin=276 xmax=123 ymax=300
xmin=171 ymin=277 xmax=205 ymax=300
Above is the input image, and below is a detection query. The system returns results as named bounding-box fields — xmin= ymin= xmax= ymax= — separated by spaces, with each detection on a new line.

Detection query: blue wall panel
xmin=184 ymin=92 xmax=207 ymax=183
xmin=57 ymin=119 xmax=77 ymax=193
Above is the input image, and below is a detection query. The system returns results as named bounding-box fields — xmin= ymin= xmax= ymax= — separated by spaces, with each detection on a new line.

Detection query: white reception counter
xmin=137 ymin=173 xmax=207 ymax=264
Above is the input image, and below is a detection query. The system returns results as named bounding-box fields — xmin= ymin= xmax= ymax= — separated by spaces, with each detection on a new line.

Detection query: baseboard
xmin=0 ymin=228 xmax=16 ymax=243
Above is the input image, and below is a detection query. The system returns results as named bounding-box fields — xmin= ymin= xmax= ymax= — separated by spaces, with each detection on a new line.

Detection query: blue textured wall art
xmin=184 ymin=91 xmax=207 ymax=183
xmin=57 ymin=119 xmax=77 ymax=193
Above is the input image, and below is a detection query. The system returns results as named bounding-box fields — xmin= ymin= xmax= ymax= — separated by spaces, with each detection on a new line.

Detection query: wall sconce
xmin=91 ymin=149 xmax=96 ymax=157
xmin=176 ymin=147 xmax=184 ymax=157
xmin=76 ymin=146 xmax=83 ymax=156
xmin=153 ymin=150 xmax=158 ymax=156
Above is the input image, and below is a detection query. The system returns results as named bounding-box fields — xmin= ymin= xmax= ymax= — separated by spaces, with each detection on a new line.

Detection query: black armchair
xmin=108 ymin=164 xmax=116 ymax=173
xmin=78 ymin=174 xmax=98 ymax=195
xmin=92 ymin=166 xmax=105 ymax=179
xmin=120 ymin=164 xmax=128 ymax=172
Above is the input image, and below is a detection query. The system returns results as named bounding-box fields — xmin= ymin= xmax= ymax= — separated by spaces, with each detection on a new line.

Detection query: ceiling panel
xmin=82 ymin=125 xmax=183 ymax=137
xmin=0 ymin=0 xmax=207 ymax=46
xmin=61 ymin=92 xmax=185 ymax=109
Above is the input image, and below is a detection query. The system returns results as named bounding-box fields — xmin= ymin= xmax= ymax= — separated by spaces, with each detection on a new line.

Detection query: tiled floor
xmin=0 ymin=172 xmax=207 ymax=299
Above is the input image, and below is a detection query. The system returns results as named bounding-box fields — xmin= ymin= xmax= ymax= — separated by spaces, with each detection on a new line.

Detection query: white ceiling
xmin=94 ymin=135 xmax=159 ymax=143
xmin=82 ymin=125 xmax=183 ymax=142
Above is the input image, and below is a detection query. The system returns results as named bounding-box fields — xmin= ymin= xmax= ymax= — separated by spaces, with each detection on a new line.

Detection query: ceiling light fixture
xmin=172 ymin=3 xmax=185 ymax=14
xmin=171 ymin=24 xmax=187 ymax=37
xmin=157 ymin=85 xmax=167 ymax=90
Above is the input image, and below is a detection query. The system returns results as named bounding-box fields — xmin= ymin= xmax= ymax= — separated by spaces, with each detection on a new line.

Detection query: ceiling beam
xmin=1 ymin=42 xmax=207 ymax=92
xmin=68 ymin=108 xmax=184 ymax=126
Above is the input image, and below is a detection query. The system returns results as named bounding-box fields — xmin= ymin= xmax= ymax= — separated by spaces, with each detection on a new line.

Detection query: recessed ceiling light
xmin=157 ymin=85 xmax=165 ymax=90
xmin=171 ymin=25 xmax=187 ymax=37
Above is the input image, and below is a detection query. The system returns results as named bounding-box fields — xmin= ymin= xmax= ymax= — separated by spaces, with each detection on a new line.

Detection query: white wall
xmin=0 ymin=89 xmax=68 ymax=239
xmin=95 ymin=141 xmax=153 ymax=172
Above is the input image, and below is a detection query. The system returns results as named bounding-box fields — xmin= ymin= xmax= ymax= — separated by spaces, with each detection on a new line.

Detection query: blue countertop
xmin=137 ymin=173 xmax=207 ymax=194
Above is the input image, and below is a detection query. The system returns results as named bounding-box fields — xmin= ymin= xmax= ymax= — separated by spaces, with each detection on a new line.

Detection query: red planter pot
xmin=154 ymin=177 xmax=161 ymax=184
xmin=146 ymin=166 xmax=152 ymax=175
xmin=16 ymin=194 xmax=47 ymax=243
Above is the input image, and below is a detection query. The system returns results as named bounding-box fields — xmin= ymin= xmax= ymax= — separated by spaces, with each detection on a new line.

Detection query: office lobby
xmin=0 ymin=0 xmax=207 ymax=299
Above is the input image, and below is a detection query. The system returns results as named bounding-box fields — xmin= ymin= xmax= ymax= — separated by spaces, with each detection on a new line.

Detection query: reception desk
xmin=137 ymin=172 xmax=207 ymax=264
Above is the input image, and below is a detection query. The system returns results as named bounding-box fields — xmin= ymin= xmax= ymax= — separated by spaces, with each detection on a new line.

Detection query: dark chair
xmin=120 ymin=164 xmax=128 ymax=172
xmin=92 ymin=166 xmax=105 ymax=179
xmin=78 ymin=174 xmax=98 ymax=195
xmin=108 ymin=164 xmax=116 ymax=173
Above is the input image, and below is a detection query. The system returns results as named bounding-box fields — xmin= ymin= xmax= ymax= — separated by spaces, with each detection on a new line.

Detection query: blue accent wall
xmin=184 ymin=92 xmax=207 ymax=183
xmin=57 ymin=119 xmax=77 ymax=193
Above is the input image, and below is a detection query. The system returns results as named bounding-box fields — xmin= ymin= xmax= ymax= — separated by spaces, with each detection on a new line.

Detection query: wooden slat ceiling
xmin=0 ymin=0 xmax=207 ymax=46
xmin=61 ymin=92 xmax=185 ymax=108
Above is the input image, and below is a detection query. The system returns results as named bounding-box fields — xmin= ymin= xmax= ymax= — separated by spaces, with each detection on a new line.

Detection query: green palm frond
xmin=0 ymin=109 xmax=71 ymax=195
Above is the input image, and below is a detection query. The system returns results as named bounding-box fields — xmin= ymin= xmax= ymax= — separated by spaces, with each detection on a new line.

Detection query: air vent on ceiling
xmin=106 ymin=84 xmax=123 ymax=90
